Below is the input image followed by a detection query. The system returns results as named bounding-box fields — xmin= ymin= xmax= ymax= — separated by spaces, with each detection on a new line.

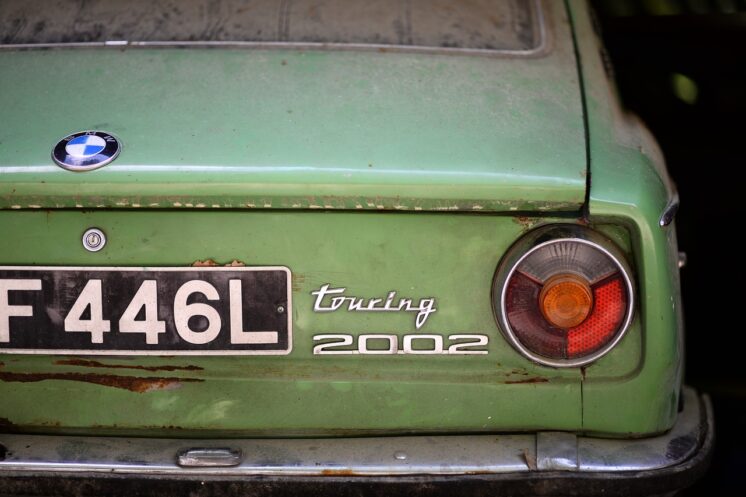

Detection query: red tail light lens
xmin=494 ymin=226 xmax=634 ymax=367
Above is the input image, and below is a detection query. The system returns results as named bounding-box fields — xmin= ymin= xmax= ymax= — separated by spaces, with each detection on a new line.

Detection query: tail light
xmin=493 ymin=225 xmax=635 ymax=367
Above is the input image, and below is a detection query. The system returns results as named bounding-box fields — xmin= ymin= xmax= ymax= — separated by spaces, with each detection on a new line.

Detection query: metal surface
xmin=659 ymin=192 xmax=680 ymax=227
xmin=0 ymin=387 xmax=708 ymax=476
xmin=177 ymin=448 xmax=243 ymax=468
xmin=536 ymin=432 xmax=578 ymax=471
xmin=493 ymin=225 xmax=636 ymax=368
xmin=0 ymin=209 xmax=593 ymax=435
xmin=0 ymin=1 xmax=586 ymax=213
xmin=81 ymin=228 xmax=106 ymax=252
xmin=678 ymin=251 xmax=687 ymax=269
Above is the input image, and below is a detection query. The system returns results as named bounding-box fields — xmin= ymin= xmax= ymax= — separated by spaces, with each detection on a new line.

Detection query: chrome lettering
xmin=311 ymin=284 xmax=437 ymax=329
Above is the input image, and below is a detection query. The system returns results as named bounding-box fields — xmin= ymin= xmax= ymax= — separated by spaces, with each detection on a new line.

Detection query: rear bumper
xmin=0 ymin=386 xmax=713 ymax=496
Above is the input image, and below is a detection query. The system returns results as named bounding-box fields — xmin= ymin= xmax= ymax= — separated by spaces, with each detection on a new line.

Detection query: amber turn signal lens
xmin=539 ymin=273 xmax=593 ymax=329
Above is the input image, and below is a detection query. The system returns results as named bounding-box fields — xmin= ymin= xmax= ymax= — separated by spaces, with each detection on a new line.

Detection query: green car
xmin=0 ymin=0 xmax=713 ymax=495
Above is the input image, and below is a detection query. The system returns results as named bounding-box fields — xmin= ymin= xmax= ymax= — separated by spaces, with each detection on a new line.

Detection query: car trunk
xmin=0 ymin=1 xmax=594 ymax=436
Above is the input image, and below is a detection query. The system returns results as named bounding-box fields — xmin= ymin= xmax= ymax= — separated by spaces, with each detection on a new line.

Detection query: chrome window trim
xmin=659 ymin=191 xmax=680 ymax=227
xmin=492 ymin=225 xmax=636 ymax=368
xmin=0 ymin=0 xmax=547 ymax=57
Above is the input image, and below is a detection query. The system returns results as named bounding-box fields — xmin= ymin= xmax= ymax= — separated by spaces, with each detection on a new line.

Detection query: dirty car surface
xmin=0 ymin=1 xmax=712 ymax=496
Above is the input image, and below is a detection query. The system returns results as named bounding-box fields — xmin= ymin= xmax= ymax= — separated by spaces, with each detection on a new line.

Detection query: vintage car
xmin=0 ymin=0 xmax=713 ymax=495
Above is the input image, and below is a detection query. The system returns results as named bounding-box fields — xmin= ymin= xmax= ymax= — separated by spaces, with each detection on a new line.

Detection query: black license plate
xmin=0 ymin=266 xmax=291 ymax=355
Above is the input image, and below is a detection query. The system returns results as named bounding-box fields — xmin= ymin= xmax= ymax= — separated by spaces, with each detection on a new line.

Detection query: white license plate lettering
xmin=0 ymin=267 xmax=291 ymax=355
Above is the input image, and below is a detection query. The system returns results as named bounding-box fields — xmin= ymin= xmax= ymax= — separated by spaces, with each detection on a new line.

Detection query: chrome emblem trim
xmin=52 ymin=130 xmax=121 ymax=171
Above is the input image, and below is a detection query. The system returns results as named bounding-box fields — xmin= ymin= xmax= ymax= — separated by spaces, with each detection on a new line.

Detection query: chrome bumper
xmin=0 ymin=387 xmax=713 ymax=496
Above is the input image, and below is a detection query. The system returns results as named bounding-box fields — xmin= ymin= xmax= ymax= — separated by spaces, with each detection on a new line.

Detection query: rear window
xmin=0 ymin=0 xmax=542 ymax=52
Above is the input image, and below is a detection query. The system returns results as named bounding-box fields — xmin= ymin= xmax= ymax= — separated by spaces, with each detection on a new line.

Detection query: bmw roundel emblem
xmin=52 ymin=131 xmax=121 ymax=171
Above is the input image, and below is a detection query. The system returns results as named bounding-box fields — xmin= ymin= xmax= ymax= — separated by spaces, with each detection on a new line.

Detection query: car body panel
xmin=0 ymin=0 xmax=679 ymax=442
xmin=0 ymin=2 xmax=586 ymax=212
xmin=1 ymin=209 xmax=591 ymax=435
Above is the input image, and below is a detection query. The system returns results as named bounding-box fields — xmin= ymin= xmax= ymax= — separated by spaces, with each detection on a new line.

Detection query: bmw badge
xmin=52 ymin=131 xmax=121 ymax=171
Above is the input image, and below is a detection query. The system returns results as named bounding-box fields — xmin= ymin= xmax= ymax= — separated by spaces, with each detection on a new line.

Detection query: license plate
xmin=0 ymin=266 xmax=291 ymax=355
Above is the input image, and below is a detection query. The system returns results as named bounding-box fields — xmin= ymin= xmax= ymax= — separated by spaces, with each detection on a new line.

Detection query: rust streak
xmin=522 ymin=448 xmax=537 ymax=470
xmin=0 ymin=371 xmax=203 ymax=393
xmin=504 ymin=377 xmax=549 ymax=385
xmin=54 ymin=358 xmax=203 ymax=372
xmin=320 ymin=469 xmax=356 ymax=476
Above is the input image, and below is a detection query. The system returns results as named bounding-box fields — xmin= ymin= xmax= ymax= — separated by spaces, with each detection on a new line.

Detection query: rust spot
xmin=321 ymin=469 xmax=356 ymax=476
xmin=513 ymin=216 xmax=534 ymax=229
xmin=522 ymin=448 xmax=537 ymax=470
xmin=54 ymin=359 xmax=203 ymax=373
xmin=192 ymin=259 xmax=246 ymax=267
xmin=192 ymin=259 xmax=219 ymax=267
xmin=0 ymin=371 xmax=203 ymax=393
xmin=224 ymin=259 xmax=245 ymax=267
xmin=504 ymin=377 xmax=549 ymax=385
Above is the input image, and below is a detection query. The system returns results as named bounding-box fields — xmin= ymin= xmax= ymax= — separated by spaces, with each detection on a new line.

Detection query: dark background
xmin=590 ymin=0 xmax=746 ymax=494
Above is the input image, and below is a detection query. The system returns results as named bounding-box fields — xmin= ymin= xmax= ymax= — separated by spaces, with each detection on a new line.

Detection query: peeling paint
xmin=192 ymin=258 xmax=219 ymax=267
xmin=0 ymin=371 xmax=203 ymax=393
xmin=192 ymin=258 xmax=246 ymax=267
xmin=54 ymin=359 xmax=203 ymax=373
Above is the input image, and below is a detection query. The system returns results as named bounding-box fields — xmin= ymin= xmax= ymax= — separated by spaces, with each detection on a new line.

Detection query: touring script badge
xmin=311 ymin=284 xmax=436 ymax=329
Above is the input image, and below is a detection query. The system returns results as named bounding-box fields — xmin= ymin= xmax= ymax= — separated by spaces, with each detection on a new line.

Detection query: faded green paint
xmin=0 ymin=210 xmax=594 ymax=435
xmin=0 ymin=0 xmax=683 ymax=439
xmin=0 ymin=1 xmax=585 ymax=212
xmin=567 ymin=0 xmax=682 ymax=435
